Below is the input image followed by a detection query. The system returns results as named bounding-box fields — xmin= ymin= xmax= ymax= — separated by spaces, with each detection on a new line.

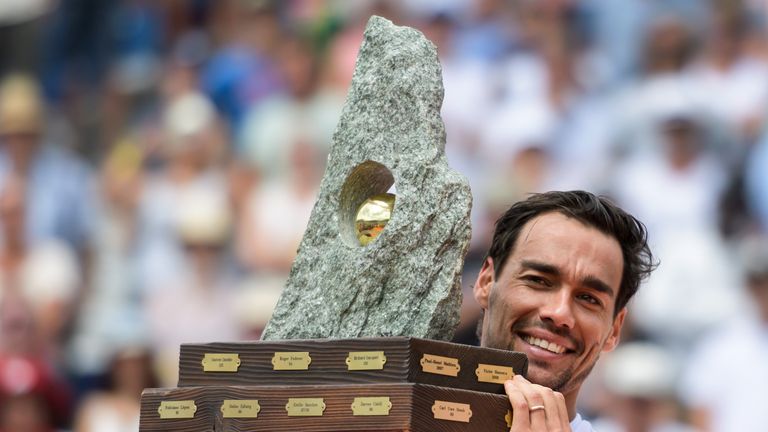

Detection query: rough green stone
xmin=261 ymin=16 xmax=472 ymax=341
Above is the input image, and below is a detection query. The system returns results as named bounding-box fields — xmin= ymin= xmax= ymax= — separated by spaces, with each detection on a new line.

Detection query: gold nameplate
xmin=475 ymin=363 xmax=515 ymax=384
xmin=221 ymin=400 xmax=260 ymax=418
xmin=420 ymin=354 xmax=460 ymax=377
xmin=351 ymin=397 xmax=392 ymax=416
xmin=346 ymin=351 xmax=387 ymax=370
xmin=202 ymin=353 xmax=241 ymax=372
xmin=432 ymin=400 xmax=472 ymax=423
xmin=286 ymin=398 xmax=325 ymax=416
xmin=158 ymin=400 xmax=197 ymax=419
xmin=272 ymin=352 xmax=312 ymax=370
xmin=505 ymin=410 xmax=513 ymax=427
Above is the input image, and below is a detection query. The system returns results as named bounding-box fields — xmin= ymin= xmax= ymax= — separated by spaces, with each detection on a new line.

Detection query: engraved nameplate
xmin=432 ymin=400 xmax=472 ymax=423
xmin=272 ymin=352 xmax=312 ymax=370
xmin=351 ymin=397 xmax=392 ymax=416
xmin=158 ymin=400 xmax=197 ymax=419
xmin=346 ymin=351 xmax=387 ymax=371
xmin=221 ymin=400 xmax=260 ymax=418
xmin=475 ymin=363 xmax=515 ymax=384
xmin=286 ymin=398 xmax=325 ymax=416
xmin=202 ymin=353 xmax=241 ymax=372
xmin=420 ymin=354 xmax=460 ymax=377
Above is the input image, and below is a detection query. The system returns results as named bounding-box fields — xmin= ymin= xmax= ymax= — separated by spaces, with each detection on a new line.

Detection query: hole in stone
xmin=339 ymin=161 xmax=396 ymax=247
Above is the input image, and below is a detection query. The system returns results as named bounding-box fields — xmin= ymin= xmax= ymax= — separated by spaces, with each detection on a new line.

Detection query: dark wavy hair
xmin=486 ymin=191 xmax=657 ymax=316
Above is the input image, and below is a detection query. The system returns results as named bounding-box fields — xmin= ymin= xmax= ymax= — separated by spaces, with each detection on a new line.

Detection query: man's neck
xmin=563 ymin=387 xmax=579 ymax=421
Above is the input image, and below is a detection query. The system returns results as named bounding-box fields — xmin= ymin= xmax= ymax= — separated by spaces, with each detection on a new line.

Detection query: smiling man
xmin=474 ymin=191 xmax=656 ymax=431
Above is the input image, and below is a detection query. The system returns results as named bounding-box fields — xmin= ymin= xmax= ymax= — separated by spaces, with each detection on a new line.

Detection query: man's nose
xmin=540 ymin=289 xmax=575 ymax=329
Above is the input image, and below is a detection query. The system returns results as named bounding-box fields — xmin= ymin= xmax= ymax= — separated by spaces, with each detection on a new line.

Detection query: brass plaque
xmin=158 ymin=400 xmax=197 ymax=419
xmin=432 ymin=400 xmax=472 ymax=423
xmin=272 ymin=352 xmax=312 ymax=370
xmin=201 ymin=353 xmax=241 ymax=372
xmin=351 ymin=397 xmax=392 ymax=416
xmin=221 ymin=400 xmax=260 ymax=418
xmin=420 ymin=354 xmax=460 ymax=377
xmin=475 ymin=363 xmax=515 ymax=384
xmin=346 ymin=351 xmax=387 ymax=371
xmin=286 ymin=398 xmax=326 ymax=417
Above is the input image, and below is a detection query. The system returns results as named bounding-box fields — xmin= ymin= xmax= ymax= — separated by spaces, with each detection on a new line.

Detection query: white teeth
xmin=524 ymin=336 xmax=566 ymax=354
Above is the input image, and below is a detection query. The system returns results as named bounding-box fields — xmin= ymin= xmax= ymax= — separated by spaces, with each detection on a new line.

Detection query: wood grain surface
xmin=178 ymin=337 xmax=527 ymax=394
xmin=140 ymin=383 xmax=513 ymax=431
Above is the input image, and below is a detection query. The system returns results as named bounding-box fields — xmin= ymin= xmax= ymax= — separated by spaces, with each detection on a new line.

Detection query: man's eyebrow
xmin=520 ymin=260 xmax=615 ymax=298
xmin=520 ymin=260 xmax=561 ymax=276
xmin=582 ymin=276 xmax=615 ymax=298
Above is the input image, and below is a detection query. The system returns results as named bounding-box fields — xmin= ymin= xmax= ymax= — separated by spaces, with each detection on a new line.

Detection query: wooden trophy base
xmin=140 ymin=337 xmax=525 ymax=431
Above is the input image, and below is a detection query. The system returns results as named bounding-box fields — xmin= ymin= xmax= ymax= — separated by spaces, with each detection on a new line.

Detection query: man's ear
xmin=602 ymin=307 xmax=627 ymax=353
xmin=473 ymin=257 xmax=495 ymax=310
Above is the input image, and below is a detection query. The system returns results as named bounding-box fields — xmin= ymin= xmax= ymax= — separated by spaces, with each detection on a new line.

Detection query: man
xmin=473 ymin=191 xmax=656 ymax=431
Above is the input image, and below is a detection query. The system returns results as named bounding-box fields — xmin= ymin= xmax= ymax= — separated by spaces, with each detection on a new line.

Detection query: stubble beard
xmin=528 ymin=355 xmax=597 ymax=394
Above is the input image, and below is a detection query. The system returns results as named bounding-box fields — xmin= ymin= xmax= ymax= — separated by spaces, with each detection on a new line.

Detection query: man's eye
xmin=578 ymin=294 xmax=600 ymax=306
xmin=524 ymin=276 xmax=550 ymax=286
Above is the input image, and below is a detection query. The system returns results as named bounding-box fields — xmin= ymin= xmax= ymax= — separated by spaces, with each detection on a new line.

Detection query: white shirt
xmin=571 ymin=413 xmax=596 ymax=432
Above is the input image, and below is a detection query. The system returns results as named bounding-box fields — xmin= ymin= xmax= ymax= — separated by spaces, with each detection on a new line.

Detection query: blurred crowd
xmin=0 ymin=0 xmax=767 ymax=431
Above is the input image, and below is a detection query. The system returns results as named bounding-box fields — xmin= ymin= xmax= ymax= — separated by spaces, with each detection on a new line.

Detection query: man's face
xmin=474 ymin=212 xmax=626 ymax=398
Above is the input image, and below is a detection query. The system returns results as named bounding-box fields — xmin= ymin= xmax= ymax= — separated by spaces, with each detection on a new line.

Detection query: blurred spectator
xmin=590 ymin=342 xmax=696 ymax=432
xmin=203 ymin=0 xmax=284 ymax=130
xmin=612 ymin=110 xmax=742 ymax=349
xmin=452 ymin=0 xmax=513 ymax=63
xmin=233 ymin=139 xmax=322 ymax=338
xmin=41 ymin=0 xmax=117 ymax=102
xmin=679 ymin=237 xmax=768 ymax=431
xmin=144 ymin=185 xmax=241 ymax=386
xmin=689 ymin=7 xmax=768 ymax=147
xmin=238 ymin=34 xmax=343 ymax=181
xmin=73 ymin=346 xmax=156 ymax=432
xmin=236 ymin=140 xmax=320 ymax=274
xmin=135 ymin=90 xmax=228 ymax=290
xmin=0 ymin=292 xmax=73 ymax=429
xmin=68 ymin=140 xmax=148 ymax=393
xmin=0 ymin=0 xmax=50 ymax=77
xmin=0 ymin=74 xmax=96 ymax=254
xmin=0 ymin=161 xmax=80 ymax=365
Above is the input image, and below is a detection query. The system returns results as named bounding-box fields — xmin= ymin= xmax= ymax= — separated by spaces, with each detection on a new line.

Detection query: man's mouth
xmin=522 ymin=335 xmax=568 ymax=355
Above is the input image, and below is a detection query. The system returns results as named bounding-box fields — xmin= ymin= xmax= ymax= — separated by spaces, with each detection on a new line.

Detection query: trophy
xmin=140 ymin=16 xmax=525 ymax=431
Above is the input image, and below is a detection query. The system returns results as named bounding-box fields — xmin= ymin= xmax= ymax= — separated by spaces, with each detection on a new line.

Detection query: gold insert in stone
xmin=355 ymin=193 xmax=395 ymax=246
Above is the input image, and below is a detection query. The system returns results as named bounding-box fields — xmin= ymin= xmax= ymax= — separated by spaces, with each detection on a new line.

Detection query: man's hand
xmin=504 ymin=375 xmax=572 ymax=432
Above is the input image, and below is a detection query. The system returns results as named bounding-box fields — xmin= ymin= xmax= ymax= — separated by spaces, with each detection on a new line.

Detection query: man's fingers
xmin=537 ymin=384 xmax=567 ymax=430
xmin=554 ymin=391 xmax=570 ymax=427
xmin=507 ymin=375 xmax=571 ymax=431
xmin=511 ymin=375 xmax=548 ymax=430
xmin=505 ymin=379 xmax=531 ymax=431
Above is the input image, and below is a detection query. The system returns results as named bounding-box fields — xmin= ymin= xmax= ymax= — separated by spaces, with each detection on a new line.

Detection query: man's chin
xmin=526 ymin=364 xmax=571 ymax=392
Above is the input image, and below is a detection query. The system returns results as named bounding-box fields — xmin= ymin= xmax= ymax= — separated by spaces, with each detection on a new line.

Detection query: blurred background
xmin=0 ymin=0 xmax=767 ymax=431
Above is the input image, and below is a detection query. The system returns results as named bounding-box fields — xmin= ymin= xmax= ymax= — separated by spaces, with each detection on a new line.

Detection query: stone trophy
xmin=139 ymin=16 xmax=526 ymax=431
